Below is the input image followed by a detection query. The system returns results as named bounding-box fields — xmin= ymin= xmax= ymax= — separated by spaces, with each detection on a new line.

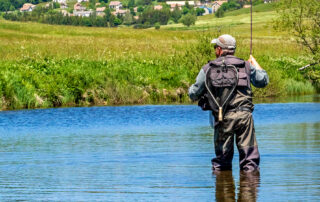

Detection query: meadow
xmin=0 ymin=5 xmax=317 ymax=110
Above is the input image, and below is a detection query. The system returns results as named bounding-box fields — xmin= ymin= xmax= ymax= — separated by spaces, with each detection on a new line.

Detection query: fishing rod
xmin=250 ymin=0 xmax=253 ymax=55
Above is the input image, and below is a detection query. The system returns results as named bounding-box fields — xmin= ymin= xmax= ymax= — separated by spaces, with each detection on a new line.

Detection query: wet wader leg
xmin=212 ymin=125 xmax=234 ymax=171
xmin=235 ymin=112 xmax=260 ymax=172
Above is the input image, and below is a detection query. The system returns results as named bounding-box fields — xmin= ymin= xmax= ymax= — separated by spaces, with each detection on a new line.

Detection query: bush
xmin=215 ymin=8 xmax=224 ymax=18
xmin=167 ymin=19 xmax=175 ymax=24
xmin=179 ymin=13 xmax=197 ymax=27
xmin=154 ymin=22 xmax=160 ymax=30
xmin=133 ymin=23 xmax=152 ymax=29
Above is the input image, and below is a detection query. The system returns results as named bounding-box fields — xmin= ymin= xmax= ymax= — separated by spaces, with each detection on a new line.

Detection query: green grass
xmin=0 ymin=4 xmax=317 ymax=110
xmin=225 ymin=3 xmax=277 ymax=17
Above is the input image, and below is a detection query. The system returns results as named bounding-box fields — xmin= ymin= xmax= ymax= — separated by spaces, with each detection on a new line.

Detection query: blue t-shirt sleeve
xmin=188 ymin=69 xmax=206 ymax=101
xmin=250 ymin=63 xmax=269 ymax=88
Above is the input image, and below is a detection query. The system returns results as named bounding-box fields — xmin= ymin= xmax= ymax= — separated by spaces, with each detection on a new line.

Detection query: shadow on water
xmin=213 ymin=171 xmax=260 ymax=202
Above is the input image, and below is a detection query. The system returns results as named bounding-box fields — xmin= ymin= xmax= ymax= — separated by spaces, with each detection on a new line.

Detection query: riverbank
xmin=0 ymin=7 xmax=318 ymax=110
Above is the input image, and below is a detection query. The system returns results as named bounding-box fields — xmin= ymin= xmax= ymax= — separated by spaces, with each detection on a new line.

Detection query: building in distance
xmin=109 ymin=1 xmax=123 ymax=10
xmin=96 ymin=7 xmax=106 ymax=17
xmin=20 ymin=3 xmax=36 ymax=12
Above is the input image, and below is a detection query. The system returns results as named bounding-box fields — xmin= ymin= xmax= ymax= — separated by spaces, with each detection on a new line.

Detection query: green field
xmin=0 ymin=5 xmax=317 ymax=110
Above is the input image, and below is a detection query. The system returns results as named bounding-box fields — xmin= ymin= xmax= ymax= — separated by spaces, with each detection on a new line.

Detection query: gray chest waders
xmin=204 ymin=59 xmax=239 ymax=122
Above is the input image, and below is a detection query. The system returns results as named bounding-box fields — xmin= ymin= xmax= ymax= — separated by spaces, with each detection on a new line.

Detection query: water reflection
xmin=253 ymin=94 xmax=320 ymax=104
xmin=214 ymin=171 xmax=260 ymax=202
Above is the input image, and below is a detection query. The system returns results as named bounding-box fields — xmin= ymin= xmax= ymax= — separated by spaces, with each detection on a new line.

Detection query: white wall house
xmin=96 ymin=7 xmax=106 ymax=17
xmin=73 ymin=10 xmax=93 ymax=17
xmin=54 ymin=0 xmax=66 ymax=3
xmin=166 ymin=1 xmax=195 ymax=7
xmin=74 ymin=3 xmax=86 ymax=11
xmin=20 ymin=3 xmax=36 ymax=12
xmin=212 ymin=1 xmax=227 ymax=13
xmin=109 ymin=1 xmax=123 ymax=10
xmin=112 ymin=9 xmax=127 ymax=17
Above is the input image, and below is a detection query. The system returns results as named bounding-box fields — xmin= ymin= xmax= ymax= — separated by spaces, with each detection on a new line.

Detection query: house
xmin=77 ymin=0 xmax=89 ymax=2
xmin=73 ymin=10 xmax=93 ymax=17
xmin=212 ymin=1 xmax=227 ymax=13
xmin=112 ymin=9 xmax=127 ymax=17
xmin=199 ymin=6 xmax=212 ymax=15
xmin=109 ymin=1 xmax=122 ymax=10
xmin=243 ymin=5 xmax=251 ymax=8
xmin=20 ymin=3 xmax=36 ymax=12
xmin=54 ymin=0 xmax=66 ymax=3
xmin=96 ymin=7 xmax=106 ymax=16
xmin=166 ymin=1 xmax=195 ymax=7
xmin=74 ymin=3 xmax=86 ymax=11
xmin=154 ymin=5 xmax=163 ymax=10
xmin=60 ymin=2 xmax=68 ymax=9
xmin=170 ymin=4 xmax=182 ymax=11
xmin=61 ymin=10 xmax=69 ymax=16
xmin=264 ymin=0 xmax=273 ymax=3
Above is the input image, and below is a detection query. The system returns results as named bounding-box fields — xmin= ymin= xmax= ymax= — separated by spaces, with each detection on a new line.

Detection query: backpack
xmin=199 ymin=56 xmax=251 ymax=122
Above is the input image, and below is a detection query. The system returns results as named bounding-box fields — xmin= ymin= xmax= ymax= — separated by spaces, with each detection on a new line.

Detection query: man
xmin=188 ymin=34 xmax=269 ymax=172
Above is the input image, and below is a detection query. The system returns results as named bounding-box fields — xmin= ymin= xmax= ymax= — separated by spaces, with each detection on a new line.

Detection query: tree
xmin=123 ymin=11 xmax=133 ymax=25
xmin=0 ymin=0 xmax=11 ymax=11
xmin=215 ymin=7 xmax=224 ymax=18
xmin=104 ymin=8 xmax=112 ymax=21
xmin=113 ymin=17 xmax=122 ymax=26
xmin=137 ymin=6 xmax=144 ymax=12
xmin=179 ymin=13 xmax=196 ymax=27
xmin=128 ymin=0 xmax=135 ymax=8
xmin=196 ymin=8 xmax=205 ymax=16
xmin=171 ymin=6 xmax=182 ymax=23
xmin=275 ymin=0 xmax=320 ymax=62
xmin=275 ymin=0 xmax=320 ymax=86
xmin=130 ymin=7 xmax=136 ymax=16
xmin=154 ymin=22 xmax=160 ymax=29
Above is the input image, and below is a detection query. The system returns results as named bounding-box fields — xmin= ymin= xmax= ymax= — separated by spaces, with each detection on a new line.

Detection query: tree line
xmin=215 ymin=0 xmax=264 ymax=18
xmin=0 ymin=0 xmax=51 ymax=12
xmin=2 ymin=2 xmax=204 ymax=28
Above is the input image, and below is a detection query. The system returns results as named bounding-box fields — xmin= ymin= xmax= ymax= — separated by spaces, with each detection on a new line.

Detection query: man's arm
xmin=248 ymin=55 xmax=269 ymax=88
xmin=188 ymin=68 xmax=206 ymax=101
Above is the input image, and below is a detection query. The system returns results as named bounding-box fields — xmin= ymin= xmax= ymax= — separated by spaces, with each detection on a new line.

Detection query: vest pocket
xmin=237 ymin=72 xmax=248 ymax=87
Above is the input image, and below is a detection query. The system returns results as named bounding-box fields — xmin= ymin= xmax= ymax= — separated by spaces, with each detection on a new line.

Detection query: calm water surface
xmin=0 ymin=101 xmax=320 ymax=201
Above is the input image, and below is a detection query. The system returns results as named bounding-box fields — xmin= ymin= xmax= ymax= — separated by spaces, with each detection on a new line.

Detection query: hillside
xmin=0 ymin=4 xmax=317 ymax=110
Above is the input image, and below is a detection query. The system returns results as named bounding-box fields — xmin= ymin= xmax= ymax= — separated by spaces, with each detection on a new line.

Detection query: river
xmin=0 ymin=97 xmax=319 ymax=201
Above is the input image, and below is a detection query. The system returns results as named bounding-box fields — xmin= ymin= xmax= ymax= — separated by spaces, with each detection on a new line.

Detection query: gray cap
xmin=211 ymin=34 xmax=236 ymax=50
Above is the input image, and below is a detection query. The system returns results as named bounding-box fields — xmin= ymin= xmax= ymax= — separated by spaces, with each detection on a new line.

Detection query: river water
xmin=0 ymin=99 xmax=319 ymax=201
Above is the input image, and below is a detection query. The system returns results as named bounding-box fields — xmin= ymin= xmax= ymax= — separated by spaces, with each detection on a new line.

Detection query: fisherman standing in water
xmin=188 ymin=34 xmax=269 ymax=172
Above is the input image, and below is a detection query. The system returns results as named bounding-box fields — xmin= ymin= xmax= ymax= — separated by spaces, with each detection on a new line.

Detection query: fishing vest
xmin=199 ymin=55 xmax=252 ymax=121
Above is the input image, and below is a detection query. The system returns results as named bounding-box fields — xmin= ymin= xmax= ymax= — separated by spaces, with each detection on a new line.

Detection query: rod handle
xmin=218 ymin=107 xmax=223 ymax=122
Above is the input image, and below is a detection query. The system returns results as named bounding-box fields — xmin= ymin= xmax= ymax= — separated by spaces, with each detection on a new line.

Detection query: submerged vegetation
xmin=0 ymin=3 xmax=318 ymax=110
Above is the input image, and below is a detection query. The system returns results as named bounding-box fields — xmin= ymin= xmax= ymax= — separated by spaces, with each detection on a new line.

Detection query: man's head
xmin=211 ymin=34 xmax=236 ymax=58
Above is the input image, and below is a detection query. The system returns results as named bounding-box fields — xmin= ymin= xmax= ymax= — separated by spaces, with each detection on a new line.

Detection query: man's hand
xmin=248 ymin=55 xmax=263 ymax=70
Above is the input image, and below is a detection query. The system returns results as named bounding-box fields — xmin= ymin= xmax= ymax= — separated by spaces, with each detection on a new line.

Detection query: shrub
xmin=155 ymin=22 xmax=160 ymax=29
xmin=179 ymin=13 xmax=197 ymax=27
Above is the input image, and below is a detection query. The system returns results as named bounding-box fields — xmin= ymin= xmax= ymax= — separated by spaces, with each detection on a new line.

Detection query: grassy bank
xmin=0 ymin=6 xmax=317 ymax=110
